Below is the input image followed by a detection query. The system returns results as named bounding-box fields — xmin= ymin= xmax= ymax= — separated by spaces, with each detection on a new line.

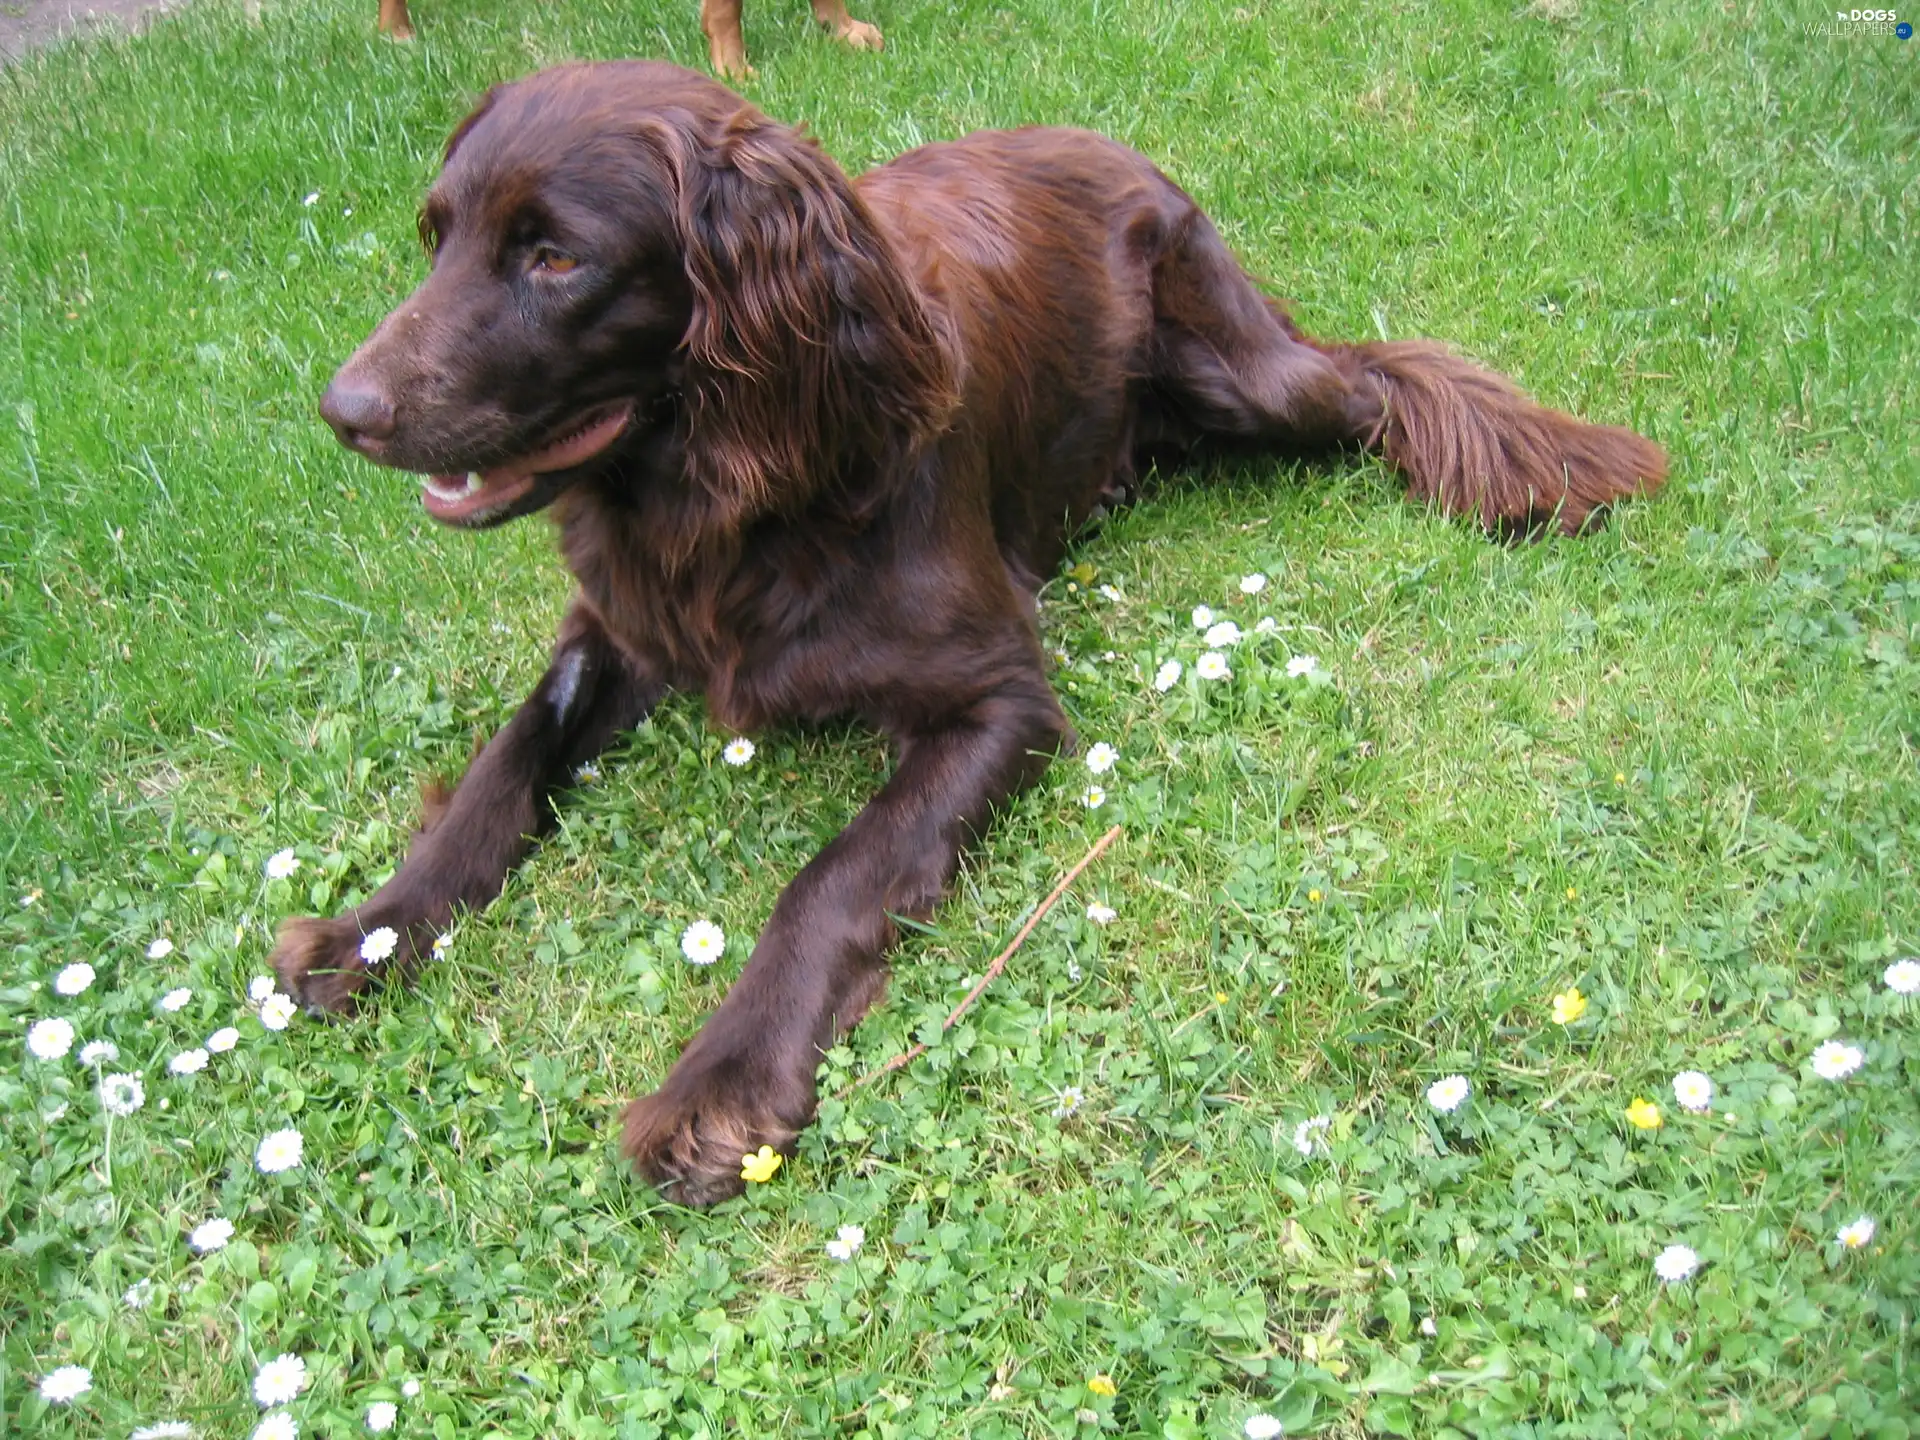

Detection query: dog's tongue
xmin=421 ymin=465 xmax=537 ymax=521
xmin=419 ymin=403 xmax=634 ymax=522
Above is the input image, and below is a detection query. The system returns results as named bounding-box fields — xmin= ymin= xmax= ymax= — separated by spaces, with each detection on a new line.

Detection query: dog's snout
xmin=319 ymin=373 xmax=398 ymax=452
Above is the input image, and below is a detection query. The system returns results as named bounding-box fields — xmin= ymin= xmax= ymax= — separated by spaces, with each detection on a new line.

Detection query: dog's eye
xmin=530 ymin=247 xmax=579 ymax=275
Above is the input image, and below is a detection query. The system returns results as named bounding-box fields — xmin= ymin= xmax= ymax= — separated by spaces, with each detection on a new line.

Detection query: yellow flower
xmin=1213 ymin=991 xmax=1229 ymax=1006
xmin=739 ymin=1145 xmax=783 ymax=1184
xmin=1086 ymin=1374 xmax=1117 ymax=1397
xmin=1307 ymin=888 xmax=1323 ymax=903
xmin=1565 ymin=885 xmax=1579 ymax=901
xmin=1613 ymin=771 xmax=1626 ymax=786
xmin=1624 ymin=1098 xmax=1662 ymax=1130
xmin=1550 ymin=988 xmax=1588 ymax=1025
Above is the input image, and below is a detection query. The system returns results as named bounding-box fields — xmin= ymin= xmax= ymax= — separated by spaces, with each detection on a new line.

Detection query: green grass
xmin=2 ymin=0 xmax=1917 ymax=1435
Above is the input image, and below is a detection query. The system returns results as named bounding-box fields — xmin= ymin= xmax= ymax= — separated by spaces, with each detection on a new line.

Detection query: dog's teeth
xmin=465 ymin=472 xmax=484 ymax=495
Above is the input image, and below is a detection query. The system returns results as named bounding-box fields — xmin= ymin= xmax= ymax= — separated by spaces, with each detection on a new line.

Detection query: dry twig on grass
xmin=845 ymin=825 xmax=1123 ymax=1094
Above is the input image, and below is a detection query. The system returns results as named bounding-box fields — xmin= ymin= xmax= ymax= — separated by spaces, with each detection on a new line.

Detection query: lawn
xmin=2 ymin=0 xmax=1917 ymax=1435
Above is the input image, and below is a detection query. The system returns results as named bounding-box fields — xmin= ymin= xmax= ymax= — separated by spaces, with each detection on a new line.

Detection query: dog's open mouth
xmin=420 ymin=401 xmax=633 ymax=523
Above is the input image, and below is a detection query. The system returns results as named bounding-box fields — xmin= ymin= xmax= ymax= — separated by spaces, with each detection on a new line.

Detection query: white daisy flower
xmin=159 ymin=987 xmax=192 ymax=1012
xmin=1810 ymin=1040 xmax=1865 ymax=1080
xmin=27 ymin=1016 xmax=76 ymax=1060
xmin=255 ymin=1128 xmax=304 ymax=1175
xmin=1292 ymin=1114 xmax=1332 ymax=1156
xmin=574 ymin=762 xmax=600 ymax=783
xmin=20 ymin=887 xmax=42 ymax=906
xmin=1671 ymin=1070 xmax=1714 ymax=1113
xmin=1204 ymin=621 xmax=1243 ymax=648
xmin=1286 ymin=654 xmax=1321 ymax=679
xmin=265 ymin=849 xmax=301 ymax=880
xmin=1653 ymin=1244 xmax=1699 ymax=1283
xmin=124 ymin=1277 xmax=156 ymax=1308
xmin=1081 ymin=785 xmax=1106 ymax=809
xmin=1239 ymin=574 xmax=1268 ymax=595
xmin=169 ymin=1048 xmax=209 ymax=1076
xmin=80 ymin=1039 xmax=119 ymax=1065
xmin=253 ymin=1353 xmax=309 ymax=1407
xmin=430 ymin=933 xmax=451 ymax=960
xmin=132 ymin=1424 xmax=198 ymax=1439
xmin=1191 ymin=605 xmax=1214 ymax=630
xmin=101 ymin=1073 xmax=146 ymax=1116
xmin=1254 ymin=617 xmax=1278 ymax=635
xmin=681 ymin=920 xmax=726 ymax=966
xmin=1067 ymin=960 xmax=1083 ymax=982
xmin=1244 ymin=1416 xmax=1283 ymax=1440
xmin=359 ymin=927 xmax=398 ymax=964
xmin=54 ymin=962 xmax=96 ymax=996
xmin=148 ymin=937 xmax=175 ymax=960
xmin=1883 ymin=958 xmax=1920 ymax=995
xmin=1084 ymin=742 xmax=1119 ymax=774
xmin=259 ymin=993 xmax=297 ymax=1031
xmin=1425 ymin=1075 xmax=1470 ymax=1113
xmin=1831 ymin=1214 xmax=1876 ymax=1250
xmin=1195 ymin=651 xmax=1231 ymax=681
xmin=1419 ymin=1315 xmax=1438 ymax=1335
xmin=825 ymin=1223 xmax=866 ymax=1262
xmin=249 ymin=975 xmax=278 ymax=1002
xmin=1098 ymin=584 xmax=1122 ymax=601
xmin=253 ymin=1412 xmax=299 ymax=1440
xmin=301 ymin=190 xmax=320 ymax=205
xmin=366 ymin=1401 xmax=398 ymax=1432
xmin=42 ymin=1100 xmax=69 ymax=1122
xmin=401 ymin=1380 xmax=421 ymax=1399
xmin=38 ymin=1365 xmax=92 ymax=1403
xmin=206 ymin=1026 xmax=241 ymax=1054
xmin=1153 ymin=659 xmax=1182 ymax=692
xmin=1052 ymin=1085 xmax=1084 ymax=1119
xmin=723 ymin=737 xmax=756 ymax=766
xmin=1086 ymin=901 xmax=1117 ymax=925
xmin=189 ymin=1217 xmax=235 ymax=1253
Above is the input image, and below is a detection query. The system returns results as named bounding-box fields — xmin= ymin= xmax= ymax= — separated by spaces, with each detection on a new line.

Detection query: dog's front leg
xmin=622 ymin=681 xmax=1068 ymax=1206
xmin=272 ymin=605 xmax=661 ymax=1011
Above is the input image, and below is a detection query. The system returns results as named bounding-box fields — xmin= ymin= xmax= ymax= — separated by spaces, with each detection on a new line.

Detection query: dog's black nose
xmin=319 ymin=375 xmax=397 ymax=451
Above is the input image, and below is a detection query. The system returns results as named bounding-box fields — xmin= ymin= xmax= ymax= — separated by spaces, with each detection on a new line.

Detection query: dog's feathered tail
xmin=1276 ymin=307 xmax=1667 ymax=534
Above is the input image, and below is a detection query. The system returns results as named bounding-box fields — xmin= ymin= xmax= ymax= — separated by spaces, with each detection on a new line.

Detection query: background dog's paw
xmin=835 ymin=18 xmax=883 ymax=50
xmin=620 ymin=1083 xmax=800 ymax=1208
xmin=271 ymin=916 xmax=378 ymax=1013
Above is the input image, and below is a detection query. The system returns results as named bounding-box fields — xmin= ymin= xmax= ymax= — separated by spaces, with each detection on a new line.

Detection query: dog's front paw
xmin=270 ymin=915 xmax=411 ymax=1013
xmin=621 ymin=1067 xmax=808 ymax=1207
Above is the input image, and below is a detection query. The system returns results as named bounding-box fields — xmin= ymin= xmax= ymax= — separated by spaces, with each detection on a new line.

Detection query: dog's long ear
xmin=656 ymin=110 xmax=957 ymax=526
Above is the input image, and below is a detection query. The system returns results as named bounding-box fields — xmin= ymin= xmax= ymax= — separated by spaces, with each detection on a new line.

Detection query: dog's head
xmin=320 ymin=61 xmax=954 ymax=531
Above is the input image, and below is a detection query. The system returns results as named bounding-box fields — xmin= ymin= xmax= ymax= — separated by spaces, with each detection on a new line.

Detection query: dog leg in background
xmin=622 ymin=680 xmax=1066 ymax=1206
xmin=811 ymin=0 xmax=882 ymax=50
xmin=271 ymin=606 xmax=661 ymax=1011
xmin=700 ymin=0 xmax=751 ymax=78
xmin=1149 ymin=207 xmax=1666 ymax=534
xmin=377 ymin=0 xmax=413 ymax=40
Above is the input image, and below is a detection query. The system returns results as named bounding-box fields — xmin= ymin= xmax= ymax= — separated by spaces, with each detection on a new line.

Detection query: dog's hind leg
xmin=1146 ymin=210 xmax=1379 ymax=459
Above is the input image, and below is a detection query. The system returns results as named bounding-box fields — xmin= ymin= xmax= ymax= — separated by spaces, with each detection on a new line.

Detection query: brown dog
xmin=372 ymin=0 xmax=880 ymax=77
xmin=284 ymin=61 xmax=1664 ymax=1205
